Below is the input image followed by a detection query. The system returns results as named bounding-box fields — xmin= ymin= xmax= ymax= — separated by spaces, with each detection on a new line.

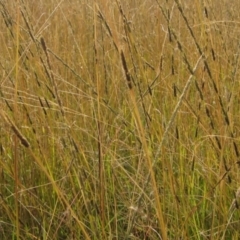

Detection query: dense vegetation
xmin=0 ymin=0 xmax=240 ymax=239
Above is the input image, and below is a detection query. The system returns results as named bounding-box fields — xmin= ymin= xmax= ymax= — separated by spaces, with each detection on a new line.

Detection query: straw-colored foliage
xmin=0 ymin=0 xmax=240 ymax=239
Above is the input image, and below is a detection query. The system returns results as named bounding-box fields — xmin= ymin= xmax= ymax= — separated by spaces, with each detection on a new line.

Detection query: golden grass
xmin=0 ymin=0 xmax=240 ymax=239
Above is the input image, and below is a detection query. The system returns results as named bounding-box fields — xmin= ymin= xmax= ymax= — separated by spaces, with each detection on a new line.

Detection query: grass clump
xmin=0 ymin=0 xmax=240 ymax=239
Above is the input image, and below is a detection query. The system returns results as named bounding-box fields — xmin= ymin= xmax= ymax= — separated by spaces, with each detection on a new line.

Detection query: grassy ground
xmin=0 ymin=0 xmax=240 ymax=239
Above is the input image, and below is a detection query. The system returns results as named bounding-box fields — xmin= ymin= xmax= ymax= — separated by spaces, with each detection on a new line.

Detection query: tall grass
xmin=0 ymin=0 xmax=240 ymax=239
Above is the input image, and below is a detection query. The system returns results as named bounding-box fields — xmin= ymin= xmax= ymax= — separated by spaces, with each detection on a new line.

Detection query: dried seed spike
xmin=204 ymin=6 xmax=208 ymax=18
xmin=0 ymin=110 xmax=30 ymax=148
xmin=39 ymin=97 xmax=47 ymax=115
xmin=11 ymin=125 xmax=30 ymax=148
xmin=40 ymin=37 xmax=47 ymax=52
xmin=211 ymin=48 xmax=216 ymax=61
xmin=120 ymin=50 xmax=132 ymax=90
xmin=229 ymin=187 xmax=240 ymax=213
xmin=44 ymin=97 xmax=51 ymax=108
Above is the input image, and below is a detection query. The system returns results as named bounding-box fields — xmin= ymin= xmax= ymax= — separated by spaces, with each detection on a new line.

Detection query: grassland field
xmin=0 ymin=0 xmax=240 ymax=239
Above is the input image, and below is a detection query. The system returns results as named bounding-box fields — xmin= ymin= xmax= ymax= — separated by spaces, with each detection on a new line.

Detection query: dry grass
xmin=1 ymin=0 xmax=240 ymax=239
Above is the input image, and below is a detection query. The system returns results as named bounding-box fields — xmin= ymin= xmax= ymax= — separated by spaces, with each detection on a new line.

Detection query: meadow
xmin=0 ymin=0 xmax=240 ymax=239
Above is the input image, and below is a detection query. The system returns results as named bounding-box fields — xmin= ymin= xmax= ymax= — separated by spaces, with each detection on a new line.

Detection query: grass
xmin=0 ymin=0 xmax=240 ymax=239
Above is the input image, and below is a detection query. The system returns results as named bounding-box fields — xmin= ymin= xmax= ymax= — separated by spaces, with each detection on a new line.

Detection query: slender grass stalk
xmin=94 ymin=3 xmax=106 ymax=237
xmin=14 ymin=1 xmax=20 ymax=239
xmin=120 ymin=49 xmax=168 ymax=239
xmin=154 ymin=56 xmax=203 ymax=163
